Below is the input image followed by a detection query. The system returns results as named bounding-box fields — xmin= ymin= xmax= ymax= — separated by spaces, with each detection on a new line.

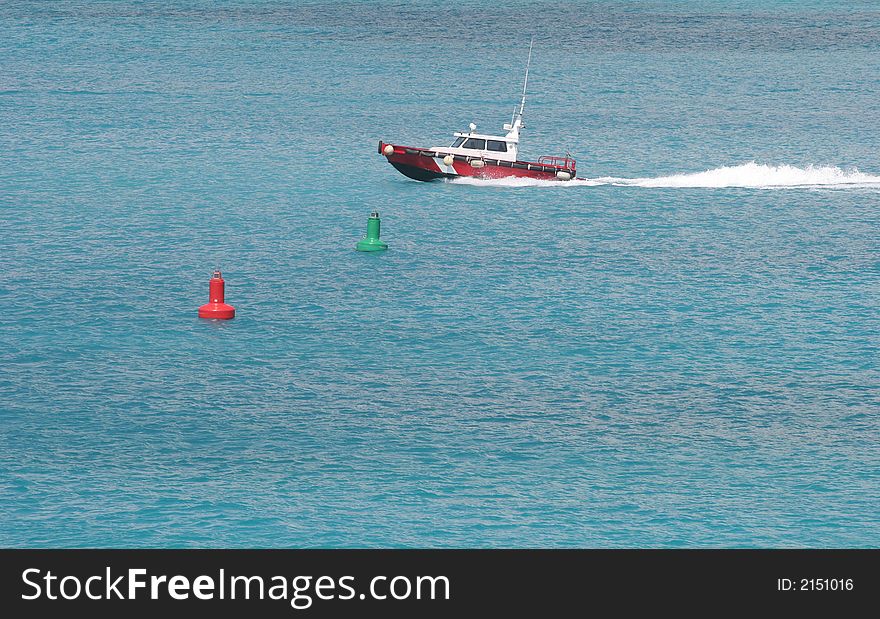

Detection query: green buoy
xmin=355 ymin=211 xmax=388 ymax=252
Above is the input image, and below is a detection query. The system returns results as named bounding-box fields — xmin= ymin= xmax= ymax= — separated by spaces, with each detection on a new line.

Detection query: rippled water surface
xmin=1 ymin=0 xmax=878 ymax=547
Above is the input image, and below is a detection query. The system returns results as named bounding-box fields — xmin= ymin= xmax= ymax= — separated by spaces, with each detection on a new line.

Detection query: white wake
xmin=449 ymin=162 xmax=880 ymax=189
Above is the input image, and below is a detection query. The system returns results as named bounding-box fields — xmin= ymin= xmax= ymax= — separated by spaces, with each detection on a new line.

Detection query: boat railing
xmin=537 ymin=156 xmax=576 ymax=170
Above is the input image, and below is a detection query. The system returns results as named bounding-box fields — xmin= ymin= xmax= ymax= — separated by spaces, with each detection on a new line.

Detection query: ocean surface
xmin=1 ymin=0 xmax=878 ymax=547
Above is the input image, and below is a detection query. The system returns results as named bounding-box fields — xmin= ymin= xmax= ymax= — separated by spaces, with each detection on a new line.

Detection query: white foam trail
xmin=448 ymin=162 xmax=880 ymax=189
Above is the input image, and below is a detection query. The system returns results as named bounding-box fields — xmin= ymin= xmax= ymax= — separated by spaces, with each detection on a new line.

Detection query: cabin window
xmin=451 ymin=137 xmax=465 ymax=147
xmin=462 ymin=138 xmax=486 ymax=150
xmin=487 ymin=140 xmax=508 ymax=152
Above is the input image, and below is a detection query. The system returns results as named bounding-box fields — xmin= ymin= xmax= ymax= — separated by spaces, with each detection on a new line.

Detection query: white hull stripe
xmin=434 ymin=156 xmax=458 ymax=176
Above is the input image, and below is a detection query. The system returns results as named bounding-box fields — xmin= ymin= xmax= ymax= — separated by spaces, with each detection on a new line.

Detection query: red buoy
xmin=198 ymin=270 xmax=235 ymax=319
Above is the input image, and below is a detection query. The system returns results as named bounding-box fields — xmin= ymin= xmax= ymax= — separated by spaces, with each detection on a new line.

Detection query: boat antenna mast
xmin=507 ymin=36 xmax=534 ymax=142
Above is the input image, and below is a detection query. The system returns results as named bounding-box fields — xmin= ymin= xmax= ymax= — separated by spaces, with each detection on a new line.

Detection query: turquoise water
xmin=1 ymin=0 xmax=879 ymax=547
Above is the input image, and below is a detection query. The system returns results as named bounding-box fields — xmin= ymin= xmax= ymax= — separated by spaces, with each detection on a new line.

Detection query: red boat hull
xmin=378 ymin=141 xmax=576 ymax=182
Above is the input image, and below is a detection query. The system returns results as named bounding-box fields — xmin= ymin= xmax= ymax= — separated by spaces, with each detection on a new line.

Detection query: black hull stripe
xmin=389 ymin=162 xmax=448 ymax=182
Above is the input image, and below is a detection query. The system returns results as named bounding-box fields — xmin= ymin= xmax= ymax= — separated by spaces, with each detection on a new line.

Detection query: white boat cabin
xmin=431 ymin=120 xmax=522 ymax=162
